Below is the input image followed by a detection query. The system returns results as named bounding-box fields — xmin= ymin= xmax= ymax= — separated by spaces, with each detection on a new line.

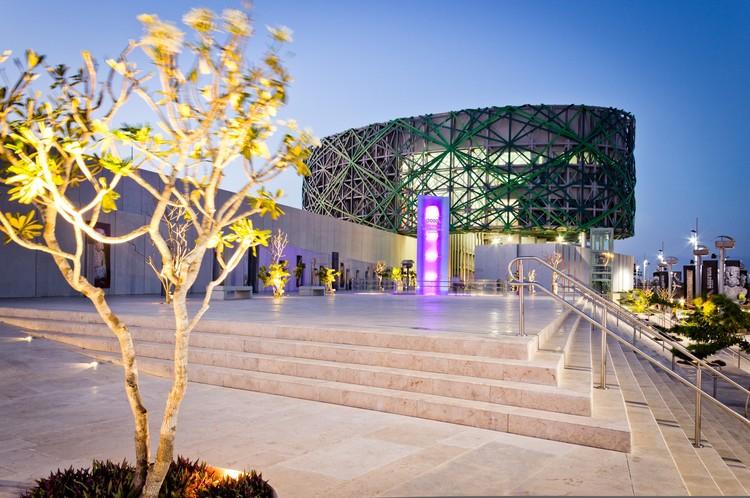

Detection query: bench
xmin=299 ymin=285 xmax=326 ymax=296
xmin=211 ymin=285 xmax=253 ymax=300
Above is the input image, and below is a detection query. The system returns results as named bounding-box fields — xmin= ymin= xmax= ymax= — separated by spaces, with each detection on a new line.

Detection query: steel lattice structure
xmin=302 ymin=105 xmax=635 ymax=239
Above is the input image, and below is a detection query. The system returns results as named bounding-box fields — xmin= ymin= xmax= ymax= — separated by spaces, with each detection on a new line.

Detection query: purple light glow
xmin=417 ymin=195 xmax=449 ymax=295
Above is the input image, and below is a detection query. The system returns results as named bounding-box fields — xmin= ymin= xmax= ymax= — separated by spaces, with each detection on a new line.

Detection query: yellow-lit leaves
xmin=5 ymin=155 xmax=61 ymax=204
xmin=99 ymin=153 xmax=134 ymax=176
xmin=250 ymin=189 xmax=284 ymax=220
xmin=267 ymin=25 xmax=293 ymax=43
xmin=209 ymin=218 xmax=270 ymax=256
xmin=25 ymin=49 xmax=42 ymax=69
xmin=178 ymin=103 xmax=191 ymax=119
xmin=0 ymin=210 xmax=42 ymax=244
xmin=228 ymin=218 xmax=270 ymax=248
xmin=98 ymin=178 xmax=120 ymax=213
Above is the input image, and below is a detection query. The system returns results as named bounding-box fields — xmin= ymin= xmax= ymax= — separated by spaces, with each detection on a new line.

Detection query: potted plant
xmin=317 ymin=265 xmax=339 ymax=294
xmin=294 ymin=261 xmax=306 ymax=287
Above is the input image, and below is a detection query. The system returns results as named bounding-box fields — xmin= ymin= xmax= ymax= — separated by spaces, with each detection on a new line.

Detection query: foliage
xmin=672 ymin=294 xmax=750 ymax=358
xmin=259 ymin=261 xmax=289 ymax=297
xmin=0 ymin=209 xmax=42 ymax=243
xmin=374 ymin=261 xmax=387 ymax=278
xmin=0 ymin=6 xmax=316 ymax=496
xmin=620 ymin=288 xmax=678 ymax=313
xmin=258 ymin=229 xmax=289 ymax=297
xmin=317 ymin=265 xmax=338 ymax=291
xmin=620 ymin=289 xmax=653 ymax=314
xmin=390 ymin=267 xmax=402 ymax=281
xmin=22 ymin=459 xmax=134 ymax=498
xmin=293 ymin=261 xmax=305 ymax=279
xmin=21 ymin=456 xmax=274 ymax=498
xmin=195 ymin=471 xmax=274 ymax=498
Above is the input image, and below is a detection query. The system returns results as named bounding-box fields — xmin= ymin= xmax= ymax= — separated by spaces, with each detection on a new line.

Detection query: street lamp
xmin=715 ymin=235 xmax=735 ymax=295
xmin=693 ymin=244 xmax=709 ymax=297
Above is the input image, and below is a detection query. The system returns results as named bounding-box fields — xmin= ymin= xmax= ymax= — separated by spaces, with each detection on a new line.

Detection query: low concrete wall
xmin=0 ymin=172 xmax=416 ymax=298
xmin=474 ymin=243 xmax=633 ymax=293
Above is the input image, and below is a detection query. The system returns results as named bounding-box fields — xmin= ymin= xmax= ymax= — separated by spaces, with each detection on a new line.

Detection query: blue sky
xmin=3 ymin=0 xmax=749 ymax=266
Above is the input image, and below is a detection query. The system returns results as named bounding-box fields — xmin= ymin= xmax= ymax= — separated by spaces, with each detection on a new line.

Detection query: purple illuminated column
xmin=417 ymin=195 xmax=450 ymax=295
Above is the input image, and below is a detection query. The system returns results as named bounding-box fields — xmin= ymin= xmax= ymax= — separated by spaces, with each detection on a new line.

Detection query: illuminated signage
xmin=417 ymin=196 xmax=449 ymax=294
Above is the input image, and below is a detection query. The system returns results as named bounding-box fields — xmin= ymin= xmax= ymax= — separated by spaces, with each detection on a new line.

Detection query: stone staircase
xmin=0 ymin=305 xmax=630 ymax=452
xmin=608 ymin=331 xmax=750 ymax=495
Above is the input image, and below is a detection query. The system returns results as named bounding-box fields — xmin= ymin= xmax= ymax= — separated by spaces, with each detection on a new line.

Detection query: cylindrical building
xmin=303 ymin=104 xmax=635 ymax=240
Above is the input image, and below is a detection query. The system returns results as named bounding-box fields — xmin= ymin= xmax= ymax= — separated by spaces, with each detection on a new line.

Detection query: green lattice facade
xmin=302 ymin=105 xmax=635 ymax=239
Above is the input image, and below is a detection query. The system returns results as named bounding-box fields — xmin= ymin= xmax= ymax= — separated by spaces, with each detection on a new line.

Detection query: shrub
xmin=21 ymin=457 xmax=274 ymax=498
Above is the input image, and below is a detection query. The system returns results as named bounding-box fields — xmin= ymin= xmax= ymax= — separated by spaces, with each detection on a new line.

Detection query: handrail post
xmin=518 ymin=260 xmax=525 ymax=337
xmin=633 ymin=324 xmax=637 ymax=345
xmin=599 ymin=309 xmax=608 ymax=389
xmin=694 ymin=364 xmax=702 ymax=447
xmin=590 ymin=301 xmax=596 ymax=333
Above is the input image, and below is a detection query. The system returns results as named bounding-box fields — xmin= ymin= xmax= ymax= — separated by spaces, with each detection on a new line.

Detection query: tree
xmin=374 ymin=260 xmax=386 ymax=290
xmin=545 ymin=251 xmax=563 ymax=294
xmin=259 ymin=229 xmax=289 ymax=297
xmin=0 ymin=8 xmax=315 ymax=497
xmin=317 ymin=265 xmax=338 ymax=293
xmin=134 ymin=206 xmax=190 ymax=304
xmin=673 ymin=294 xmax=750 ymax=358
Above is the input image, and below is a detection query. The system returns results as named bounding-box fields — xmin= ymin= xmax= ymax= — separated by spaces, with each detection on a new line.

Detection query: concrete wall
xmin=0 ymin=172 xmax=416 ymax=298
xmin=474 ymin=243 xmax=633 ymax=292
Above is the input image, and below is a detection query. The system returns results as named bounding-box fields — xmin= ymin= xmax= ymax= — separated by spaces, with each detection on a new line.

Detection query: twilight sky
xmin=3 ymin=0 xmax=749 ymax=266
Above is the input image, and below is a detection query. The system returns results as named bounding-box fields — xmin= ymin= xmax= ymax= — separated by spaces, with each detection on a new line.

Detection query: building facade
xmin=303 ymin=104 xmax=636 ymax=280
xmin=0 ymin=172 xmax=416 ymax=298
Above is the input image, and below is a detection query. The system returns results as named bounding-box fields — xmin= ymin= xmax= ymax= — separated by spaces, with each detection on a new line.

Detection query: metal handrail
xmin=723 ymin=346 xmax=750 ymax=368
xmin=508 ymin=256 xmax=750 ymax=407
xmin=509 ymin=273 xmax=750 ymax=448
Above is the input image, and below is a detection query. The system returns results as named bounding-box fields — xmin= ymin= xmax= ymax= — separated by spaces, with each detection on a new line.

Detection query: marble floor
xmin=0 ymin=292 xmax=562 ymax=337
xmin=0 ymin=322 xmax=639 ymax=497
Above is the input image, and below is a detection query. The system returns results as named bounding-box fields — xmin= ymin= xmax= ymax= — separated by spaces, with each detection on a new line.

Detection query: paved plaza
xmin=0 ymin=292 xmax=562 ymax=337
xmin=0 ymin=321 xmax=636 ymax=497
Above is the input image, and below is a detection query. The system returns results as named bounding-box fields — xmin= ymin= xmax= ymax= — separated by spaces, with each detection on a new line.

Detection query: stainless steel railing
xmin=723 ymin=346 xmax=750 ymax=370
xmin=508 ymin=256 xmax=750 ymax=448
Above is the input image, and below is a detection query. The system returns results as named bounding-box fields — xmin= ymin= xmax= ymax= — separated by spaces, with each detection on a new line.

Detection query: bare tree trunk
xmin=43 ymin=217 xmax=151 ymax=491
xmin=85 ymin=287 xmax=151 ymax=491
xmin=140 ymin=283 xmax=192 ymax=498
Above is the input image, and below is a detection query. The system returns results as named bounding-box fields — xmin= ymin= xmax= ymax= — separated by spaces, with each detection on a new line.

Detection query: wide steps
xmin=619 ymin=343 xmax=723 ymax=495
xmin=20 ymin=328 xmax=590 ymax=415
xmin=87 ymin=350 xmax=629 ymax=452
xmin=6 ymin=318 xmax=563 ymax=386
xmin=647 ymin=363 xmax=750 ymax=494
xmin=0 ymin=305 xmax=629 ymax=451
xmin=608 ymin=338 xmax=691 ymax=495
xmin=0 ymin=310 xmax=535 ymax=360
xmin=638 ymin=359 xmax=748 ymax=495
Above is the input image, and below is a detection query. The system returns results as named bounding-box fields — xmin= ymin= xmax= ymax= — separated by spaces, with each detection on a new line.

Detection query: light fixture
xmin=217 ymin=468 xmax=241 ymax=480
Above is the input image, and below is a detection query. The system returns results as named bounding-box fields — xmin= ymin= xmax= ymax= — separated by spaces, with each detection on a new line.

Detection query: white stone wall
xmin=474 ymin=243 xmax=633 ymax=293
xmin=0 ymin=174 xmax=416 ymax=298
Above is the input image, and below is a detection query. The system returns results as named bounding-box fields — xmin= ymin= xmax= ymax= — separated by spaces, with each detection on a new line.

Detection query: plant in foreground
xmin=21 ymin=456 xmax=275 ymax=498
xmin=0 ymin=6 xmax=315 ymax=497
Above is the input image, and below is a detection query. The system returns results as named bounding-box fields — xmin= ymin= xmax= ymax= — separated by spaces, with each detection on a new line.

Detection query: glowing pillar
xmin=417 ymin=195 xmax=449 ymax=295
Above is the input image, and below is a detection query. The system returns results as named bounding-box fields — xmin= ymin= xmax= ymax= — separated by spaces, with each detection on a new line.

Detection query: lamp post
xmin=715 ymin=235 xmax=735 ymax=296
xmin=694 ymin=245 xmax=709 ymax=298
xmin=642 ymin=259 xmax=649 ymax=290
xmin=635 ymin=264 xmax=640 ymax=288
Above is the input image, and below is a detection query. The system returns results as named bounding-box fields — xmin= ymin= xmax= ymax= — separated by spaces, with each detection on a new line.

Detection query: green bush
xmin=21 ymin=457 xmax=274 ymax=498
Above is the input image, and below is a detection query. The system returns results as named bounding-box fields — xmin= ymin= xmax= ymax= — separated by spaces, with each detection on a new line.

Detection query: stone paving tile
xmin=0 ymin=317 xmax=665 ymax=497
xmin=0 ymin=293 xmax=562 ymax=337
